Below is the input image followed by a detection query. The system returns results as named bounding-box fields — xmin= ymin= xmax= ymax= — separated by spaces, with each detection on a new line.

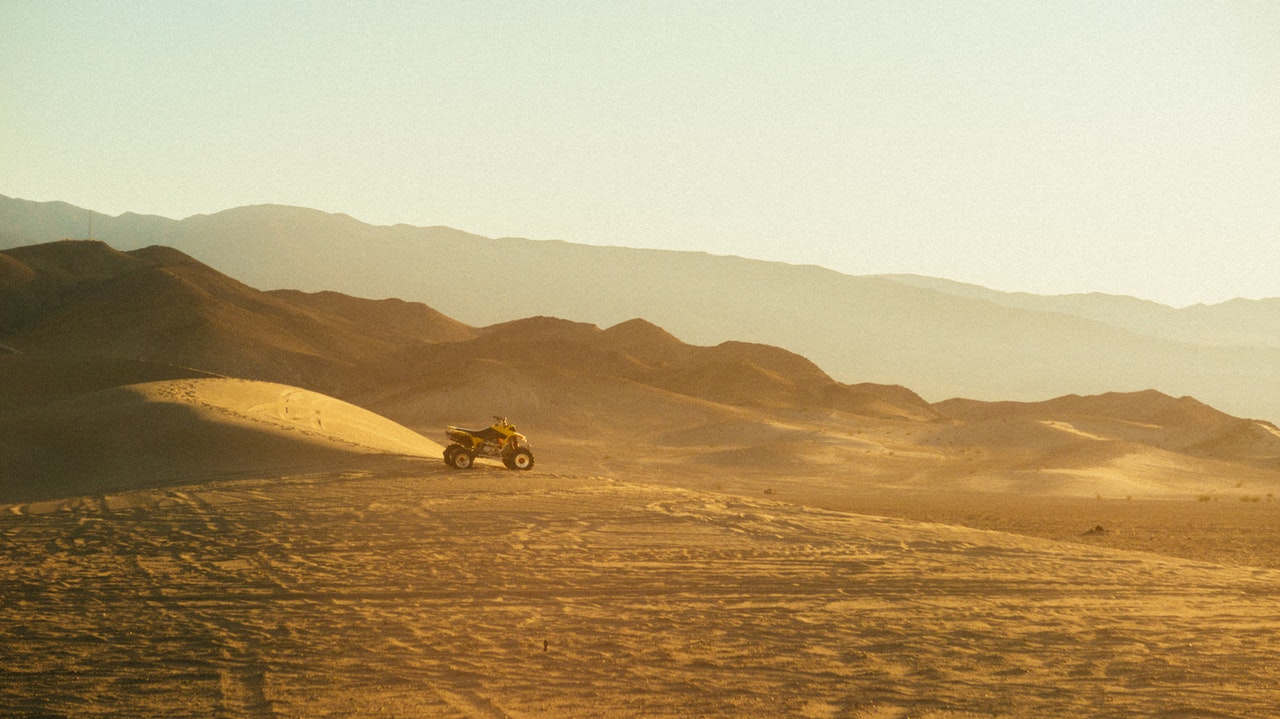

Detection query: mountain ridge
xmin=4 ymin=194 xmax=1280 ymax=422
xmin=0 ymin=240 xmax=936 ymax=422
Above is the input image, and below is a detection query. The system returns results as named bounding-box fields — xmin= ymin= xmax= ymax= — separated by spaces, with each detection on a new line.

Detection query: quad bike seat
xmin=451 ymin=426 xmax=506 ymax=440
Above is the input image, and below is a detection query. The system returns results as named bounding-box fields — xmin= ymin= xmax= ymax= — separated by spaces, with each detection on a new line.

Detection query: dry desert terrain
xmin=4 ymin=242 xmax=1280 ymax=717
xmin=2 ymin=380 xmax=1279 ymax=717
xmin=4 ymin=457 xmax=1279 ymax=718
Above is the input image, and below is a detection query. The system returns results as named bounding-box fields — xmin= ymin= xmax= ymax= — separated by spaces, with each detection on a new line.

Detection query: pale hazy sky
xmin=3 ymin=2 xmax=1277 ymax=306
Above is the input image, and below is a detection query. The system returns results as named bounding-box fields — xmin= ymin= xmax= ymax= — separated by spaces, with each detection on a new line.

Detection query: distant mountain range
xmin=4 ymin=193 xmax=1280 ymax=422
xmin=0 ymin=239 xmax=933 ymax=422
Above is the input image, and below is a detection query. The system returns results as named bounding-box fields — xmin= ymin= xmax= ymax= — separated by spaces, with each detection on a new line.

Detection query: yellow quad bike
xmin=443 ymin=416 xmax=534 ymax=470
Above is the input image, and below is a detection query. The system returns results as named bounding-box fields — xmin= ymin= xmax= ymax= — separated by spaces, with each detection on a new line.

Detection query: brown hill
xmin=357 ymin=314 xmax=938 ymax=423
xmin=908 ymin=391 xmax=1280 ymax=501
xmin=1 ymin=241 xmax=933 ymax=427
xmin=268 ymin=289 xmax=475 ymax=346
xmin=0 ymin=241 xmax=465 ymax=394
xmin=0 ymin=239 xmax=148 ymax=332
xmin=935 ymin=390 xmax=1280 ymax=465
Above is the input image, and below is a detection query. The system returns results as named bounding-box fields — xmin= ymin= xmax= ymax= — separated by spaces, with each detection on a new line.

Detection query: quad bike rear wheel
xmin=449 ymin=449 xmax=475 ymax=469
xmin=443 ymin=443 xmax=465 ymax=466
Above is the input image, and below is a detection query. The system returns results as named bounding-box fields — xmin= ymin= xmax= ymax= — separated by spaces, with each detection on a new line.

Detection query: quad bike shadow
xmin=443 ymin=416 xmax=535 ymax=471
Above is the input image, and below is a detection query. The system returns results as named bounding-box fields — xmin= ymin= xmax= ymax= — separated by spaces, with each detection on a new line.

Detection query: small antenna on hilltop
xmin=87 ymin=211 xmax=94 ymax=240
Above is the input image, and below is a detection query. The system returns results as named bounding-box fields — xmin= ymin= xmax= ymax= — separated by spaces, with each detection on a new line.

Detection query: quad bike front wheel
xmin=507 ymin=448 xmax=534 ymax=471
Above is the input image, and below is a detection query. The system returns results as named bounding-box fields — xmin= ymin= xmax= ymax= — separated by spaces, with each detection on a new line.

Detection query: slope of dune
xmin=885 ymin=390 xmax=1280 ymax=500
xmin=0 ymin=377 xmax=442 ymax=502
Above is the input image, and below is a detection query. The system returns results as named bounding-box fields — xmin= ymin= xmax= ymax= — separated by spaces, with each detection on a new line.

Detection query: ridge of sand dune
xmin=169 ymin=377 xmax=444 ymax=456
xmin=0 ymin=377 xmax=441 ymax=501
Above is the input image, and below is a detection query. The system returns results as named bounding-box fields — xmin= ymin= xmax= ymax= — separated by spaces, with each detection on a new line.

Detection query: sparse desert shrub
xmin=1197 ymin=494 xmax=1215 ymax=502
xmin=1240 ymin=495 xmax=1262 ymax=503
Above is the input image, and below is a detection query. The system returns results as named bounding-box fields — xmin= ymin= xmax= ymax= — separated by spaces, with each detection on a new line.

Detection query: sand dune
xmin=0 ymin=378 xmax=441 ymax=501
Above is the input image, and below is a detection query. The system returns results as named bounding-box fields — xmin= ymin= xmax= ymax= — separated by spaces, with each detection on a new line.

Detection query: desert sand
xmin=3 ymin=377 xmax=1280 ymax=717
xmin=3 ymin=460 xmax=1279 ymax=718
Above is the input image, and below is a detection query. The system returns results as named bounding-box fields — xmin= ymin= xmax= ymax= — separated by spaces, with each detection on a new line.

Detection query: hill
xmin=3 ymin=238 xmax=1278 ymax=507
xmin=901 ymin=390 xmax=1280 ymax=501
xmin=5 ymin=195 xmax=1280 ymax=421
xmin=934 ymin=390 xmax=1280 ymax=470
xmin=0 ymin=241 xmax=936 ymax=425
xmin=6 ymin=211 xmax=1280 ymax=719
xmin=0 ymin=240 xmax=467 ymax=394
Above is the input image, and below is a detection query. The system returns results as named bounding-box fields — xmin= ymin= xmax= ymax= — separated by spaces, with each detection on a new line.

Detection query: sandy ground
xmin=534 ymin=424 xmax=1280 ymax=572
xmin=4 ymin=459 xmax=1279 ymax=718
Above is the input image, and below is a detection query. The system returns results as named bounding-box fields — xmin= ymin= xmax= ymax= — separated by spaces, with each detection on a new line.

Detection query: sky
xmin=3 ymin=1 xmax=1278 ymax=307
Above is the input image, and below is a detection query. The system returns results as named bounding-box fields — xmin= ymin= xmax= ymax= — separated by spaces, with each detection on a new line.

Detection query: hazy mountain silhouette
xmin=0 ymin=240 xmax=930 ymax=421
xmin=355 ymin=314 xmax=939 ymax=424
xmin=882 ymin=274 xmax=1280 ymax=350
xmin=4 ymin=194 xmax=1280 ymax=422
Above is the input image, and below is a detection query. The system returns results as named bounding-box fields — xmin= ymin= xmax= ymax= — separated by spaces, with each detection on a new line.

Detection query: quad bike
xmin=443 ymin=416 xmax=534 ymax=470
